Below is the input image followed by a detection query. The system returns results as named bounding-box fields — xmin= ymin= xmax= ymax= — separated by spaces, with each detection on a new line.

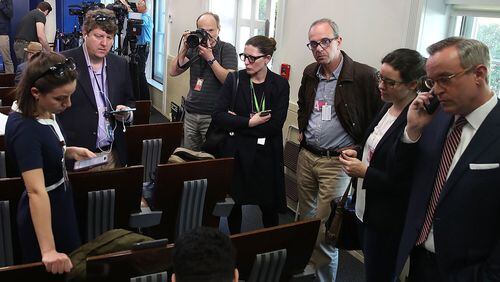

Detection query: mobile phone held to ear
xmin=109 ymin=108 xmax=136 ymax=115
xmin=73 ymin=154 xmax=109 ymax=171
xmin=259 ymin=110 xmax=272 ymax=117
xmin=424 ymin=92 xmax=440 ymax=114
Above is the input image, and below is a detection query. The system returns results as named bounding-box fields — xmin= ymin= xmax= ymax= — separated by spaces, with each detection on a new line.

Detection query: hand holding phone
xmin=259 ymin=110 xmax=272 ymax=117
xmin=73 ymin=154 xmax=109 ymax=171
xmin=423 ymin=90 xmax=439 ymax=114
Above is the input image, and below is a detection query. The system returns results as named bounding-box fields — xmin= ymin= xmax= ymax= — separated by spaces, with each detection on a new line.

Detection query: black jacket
xmin=59 ymin=47 xmax=135 ymax=166
xmin=395 ymin=102 xmax=500 ymax=281
xmin=212 ymin=69 xmax=289 ymax=209
xmin=361 ymin=103 xmax=412 ymax=233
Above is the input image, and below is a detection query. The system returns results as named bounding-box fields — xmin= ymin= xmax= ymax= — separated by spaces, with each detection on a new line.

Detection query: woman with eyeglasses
xmin=338 ymin=48 xmax=426 ymax=281
xmin=212 ymin=35 xmax=290 ymax=234
xmin=5 ymin=51 xmax=95 ymax=273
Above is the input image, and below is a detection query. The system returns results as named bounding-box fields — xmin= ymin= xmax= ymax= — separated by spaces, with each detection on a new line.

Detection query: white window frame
xmin=209 ymin=0 xmax=282 ymax=69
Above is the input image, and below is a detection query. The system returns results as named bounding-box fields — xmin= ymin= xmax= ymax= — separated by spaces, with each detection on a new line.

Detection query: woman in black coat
xmin=339 ymin=49 xmax=426 ymax=281
xmin=212 ymin=35 xmax=290 ymax=234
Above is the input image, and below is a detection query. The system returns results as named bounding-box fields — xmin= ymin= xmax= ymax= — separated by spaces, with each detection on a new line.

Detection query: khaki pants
xmin=297 ymin=148 xmax=351 ymax=281
xmin=182 ymin=110 xmax=212 ymax=151
xmin=0 ymin=35 xmax=13 ymax=73
xmin=14 ymin=40 xmax=28 ymax=64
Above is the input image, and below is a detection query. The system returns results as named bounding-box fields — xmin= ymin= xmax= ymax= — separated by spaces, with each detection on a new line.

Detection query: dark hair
xmin=245 ymin=35 xmax=277 ymax=57
xmin=196 ymin=12 xmax=221 ymax=29
xmin=173 ymin=227 xmax=235 ymax=282
xmin=381 ymin=48 xmax=426 ymax=84
xmin=16 ymin=51 xmax=78 ymax=118
xmin=37 ymin=2 xmax=52 ymax=13
xmin=83 ymin=8 xmax=118 ymax=35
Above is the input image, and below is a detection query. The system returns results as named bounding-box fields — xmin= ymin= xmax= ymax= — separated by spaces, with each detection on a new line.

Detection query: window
xmin=210 ymin=0 xmax=280 ymax=69
xmin=152 ymin=0 xmax=166 ymax=83
xmin=453 ymin=16 xmax=500 ymax=96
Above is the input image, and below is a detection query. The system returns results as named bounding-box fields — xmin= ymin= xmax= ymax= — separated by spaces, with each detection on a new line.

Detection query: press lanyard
xmin=91 ymin=63 xmax=109 ymax=108
xmin=250 ymin=80 xmax=265 ymax=113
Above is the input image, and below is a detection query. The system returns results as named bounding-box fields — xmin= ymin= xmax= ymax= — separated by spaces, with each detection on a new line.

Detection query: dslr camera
xmin=186 ymin=29 xmax=210 ymax=48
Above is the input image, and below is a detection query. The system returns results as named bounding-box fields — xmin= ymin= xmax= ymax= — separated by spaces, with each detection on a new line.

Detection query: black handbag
xmin=201 ymin=71 xmax=239 ymax=156
xmin=325 ymin=179 xmax=362 ymax=250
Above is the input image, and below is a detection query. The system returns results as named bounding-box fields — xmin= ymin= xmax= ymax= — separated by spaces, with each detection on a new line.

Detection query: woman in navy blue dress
xmin=5 ymin=51 xmax=95 ymax=274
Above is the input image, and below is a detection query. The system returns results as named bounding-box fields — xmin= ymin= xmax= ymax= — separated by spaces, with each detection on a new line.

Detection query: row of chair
xmin=0 ymin=218 xmax=320 ymax=282
xmin=0 ymin=157 xmax=234 ymax=266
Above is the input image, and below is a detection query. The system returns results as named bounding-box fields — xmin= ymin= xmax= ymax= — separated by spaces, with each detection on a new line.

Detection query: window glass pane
xmin=238 ymin=26 xmax=250 ymax=68
xmin=241 ymin=0 xmax=251 ymax=20
xmin=153 ymin=0 xmax=165 ymax=83
xmin=254 ymin=27 xmax=264 ymax=35
xmin=256 ymin=0 xmax=267 ymax=21
xmin=470 ymin=17 xmax=500 ymax=96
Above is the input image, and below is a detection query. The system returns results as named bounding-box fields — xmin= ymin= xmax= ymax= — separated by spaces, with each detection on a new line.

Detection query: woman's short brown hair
xmin=16 ymin=51 xmax=78 ymax=118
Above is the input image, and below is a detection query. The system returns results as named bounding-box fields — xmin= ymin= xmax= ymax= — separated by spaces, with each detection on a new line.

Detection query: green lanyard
xmin=250 ymin=80 xmax=266 ymax=113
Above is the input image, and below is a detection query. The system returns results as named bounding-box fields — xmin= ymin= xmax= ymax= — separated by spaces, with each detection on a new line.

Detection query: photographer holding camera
xmin=170 ymin=12 xmax=237 ymax=151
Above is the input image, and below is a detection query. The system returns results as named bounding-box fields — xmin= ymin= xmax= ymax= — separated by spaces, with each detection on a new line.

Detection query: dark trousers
xmin=362 ymin=223 xmax=402 ymax=282
xmin=130 ymin=44 xmax=150 ymax=101
xmin=228 ymin=204 xmax=279 ymax=234
xmin=408 ymin=246 xmax=443 ymax=282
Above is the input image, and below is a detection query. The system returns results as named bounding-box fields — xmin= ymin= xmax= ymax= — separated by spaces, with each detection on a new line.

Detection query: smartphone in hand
xmin=109 ymin=108 xmax=136 ymax=115
xmin=259 ymin=110 xmax=272 ymax=117
xmin=73 ymin=154 xmax=109 ymax=171
xmin=423 ymin=91 xmax=439 ymax=114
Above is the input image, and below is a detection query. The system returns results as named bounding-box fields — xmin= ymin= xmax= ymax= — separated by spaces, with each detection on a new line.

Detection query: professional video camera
xmin=106 ymin=1 xmax=128 ymax=33
xmin=186 ymin=29 xmax=210 ymax=48
xmin=68 ymin=1 xmax=104 ymax=27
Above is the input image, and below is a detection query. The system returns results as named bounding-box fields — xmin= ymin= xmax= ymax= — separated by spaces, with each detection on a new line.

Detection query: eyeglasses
xmin=34 ymin=58 xmax=77 ymax=82
xmin=307 ymin=37 xmax=338 ymax=50
xmin=376 ymin=72 xmax=405 ymax=88
xmin=239 ymin=53 xmax=267 ymax=63
xmin=424 ymin=66 xmax=474 ymax=89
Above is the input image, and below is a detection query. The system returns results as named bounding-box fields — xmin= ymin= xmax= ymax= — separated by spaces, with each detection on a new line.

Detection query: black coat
xmin=212 ymin=69 xmax=289 ymax=210
xmin=361 ymin=103 xmax=412 ymax=233
xmin=395 ymin=102 xmax=500 ymax=281
xmin=59 ymin=47 xmax=135 ymax=166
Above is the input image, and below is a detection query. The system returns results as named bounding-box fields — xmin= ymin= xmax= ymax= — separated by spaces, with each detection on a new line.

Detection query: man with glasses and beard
xmin=296 ymin=18 xmax=382 ymax=281
xmin=169 ymin=12 xmax=237 ymax=151
xmin=59 ymin=8 xmax=135 ymax=169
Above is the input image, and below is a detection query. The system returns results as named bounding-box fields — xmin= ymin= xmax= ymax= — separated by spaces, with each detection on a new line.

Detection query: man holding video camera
xmin=170 ymin=12 xmax=238 ymax=151
xmin=59 ymin=8 xmax=135 ymax=169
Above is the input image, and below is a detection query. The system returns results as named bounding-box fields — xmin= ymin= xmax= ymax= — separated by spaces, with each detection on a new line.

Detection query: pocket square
xmin=469 ymin=163 xmax=500 ymax=170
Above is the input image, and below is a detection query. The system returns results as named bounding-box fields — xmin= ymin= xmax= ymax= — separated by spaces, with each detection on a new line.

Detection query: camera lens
xmin=186 ymin=34 xmax=201 ymax=48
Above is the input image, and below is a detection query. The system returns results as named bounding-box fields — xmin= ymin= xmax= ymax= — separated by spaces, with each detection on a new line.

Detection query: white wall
xmin=46 ymin=0 xmax=57 ymax=44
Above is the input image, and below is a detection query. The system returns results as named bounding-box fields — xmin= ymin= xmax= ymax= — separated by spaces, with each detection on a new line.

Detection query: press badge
xmin=321 ymin=104 xmax=332 ymax=121
xmin=257 ymin=138 xmax=266 ymax=145
xmin=194 ymin=78 xmax=204 ymax=91
xmin=315 ymin=100 xmax=327 ymax=111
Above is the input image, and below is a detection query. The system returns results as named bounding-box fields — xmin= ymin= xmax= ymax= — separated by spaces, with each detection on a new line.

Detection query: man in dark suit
xmin=59 ymin=8 xmax=134 ymax=168
xmin=394 ymin=37 xmax=500 ymax=281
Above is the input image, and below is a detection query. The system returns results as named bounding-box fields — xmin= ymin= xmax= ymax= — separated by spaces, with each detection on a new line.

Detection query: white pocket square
xmin=469 ymin=163 xmax=500 ymax=170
